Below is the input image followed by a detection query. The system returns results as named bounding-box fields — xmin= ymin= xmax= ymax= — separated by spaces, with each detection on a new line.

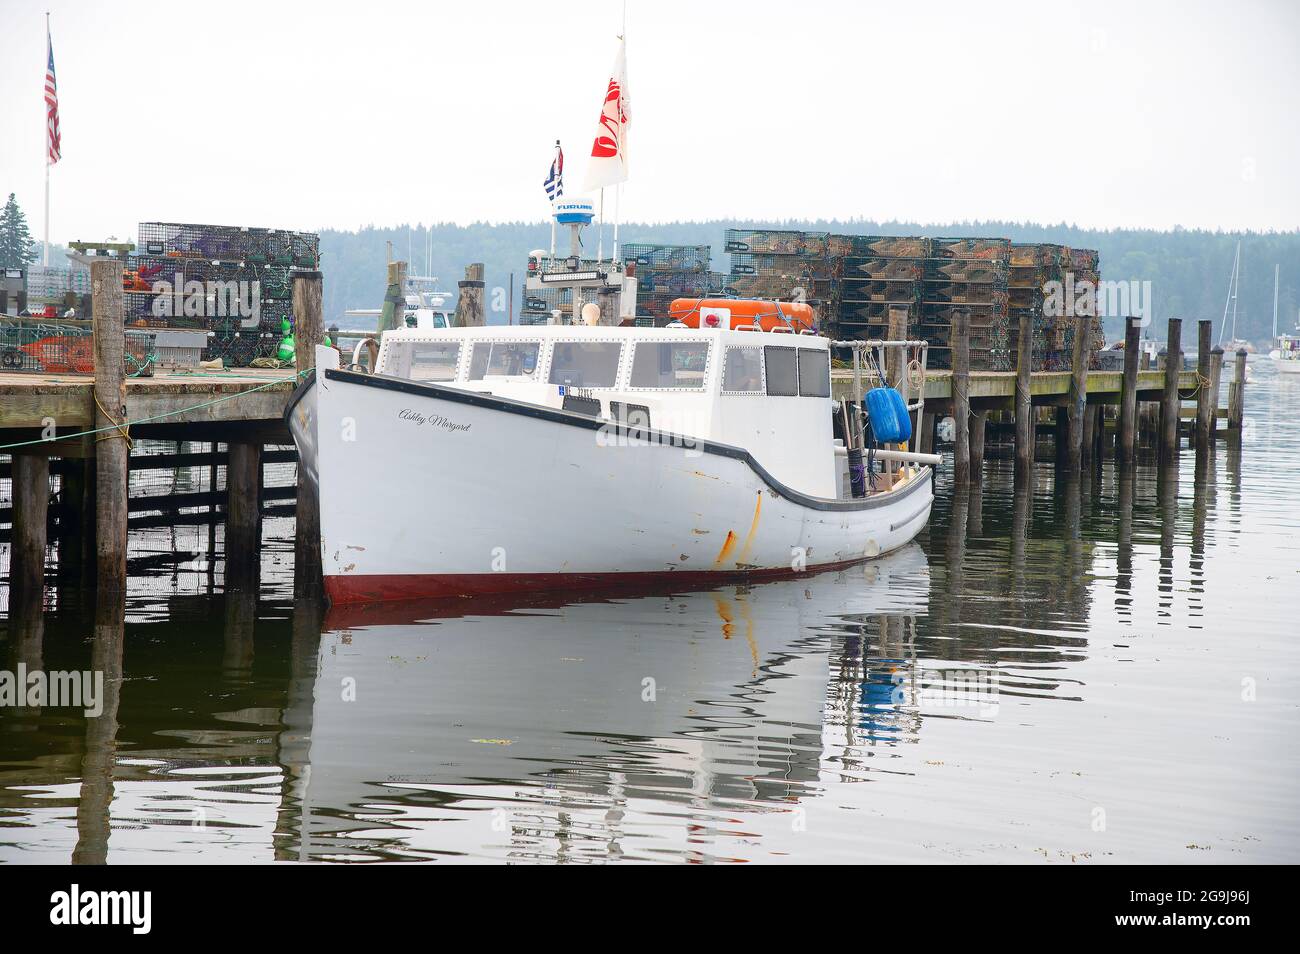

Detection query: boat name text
xmin=398 ymin=408 xmax=471 ymax=433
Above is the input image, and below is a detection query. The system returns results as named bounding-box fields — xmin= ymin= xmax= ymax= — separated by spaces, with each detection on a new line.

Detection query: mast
xmin=1219 ymin=240 xmax=1240 ymax=346
xmin=1231 ymin=242 xmax=1240 ymax=343
xmin=1273 ymin=263 xmax=1280 ymax=341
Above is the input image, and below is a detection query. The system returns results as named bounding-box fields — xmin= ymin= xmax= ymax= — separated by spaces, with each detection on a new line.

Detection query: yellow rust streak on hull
xmin=714 ymin=530 xmax=738 ymax=566
xmin=736 ymin=491 xmax=763 ymax=565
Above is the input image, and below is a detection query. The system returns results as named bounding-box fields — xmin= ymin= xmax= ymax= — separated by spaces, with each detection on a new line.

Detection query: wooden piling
xmin=1053 ymin=407 xmax=1069 ymax=468
xmin=91 ymin=259 xmax=128 ymax=595
xmin=1118 ymin=316 xmax=1141 ymax=466
xmin=1014 ymin=310 xmax=1033 ymax=484
xmin=455 ymin=263 xmax=486 ymax=327
xmin=56 ymin=458 xmax=86 ymax=580
xmin=919 ymin=411 xmax=936 ymax=455
xmin=11 ymin=454 xmax=49 ymax=602
xmin=1207 ymin=347 xmax=1224 ymax=444
xmin=225 ymin=442 xmax=262 ymax=589
xmin=292 ymin=270 xmax=324 ymax=599
xmin=1065 ymin=312 xmax=1090 ymax=472
xmin=1160 ymin=318 xmax=1182 ymax=464
xmin=950 ymin=310 xmax=971 ymax=486
xmin=1195 ymin=319 xmax=1213 ymax=457
xmin=1082 ymin=404 xmax=1099 ymax=469
xmin=886 ymin=306 xmax=907 ymax=386
xmin=1228 ymin=348 xmax=1247 ymax=433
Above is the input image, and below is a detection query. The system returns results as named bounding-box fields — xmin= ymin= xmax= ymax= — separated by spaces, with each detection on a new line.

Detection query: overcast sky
xmin=1 ymin=0 xmax=1297 ymax=245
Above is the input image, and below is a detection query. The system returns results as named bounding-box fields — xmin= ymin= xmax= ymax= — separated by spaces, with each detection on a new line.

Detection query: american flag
xmin=45 ymin=28 xmax=61 ymax=164
xmin=543 ymin=140 xmax=563 ymax=202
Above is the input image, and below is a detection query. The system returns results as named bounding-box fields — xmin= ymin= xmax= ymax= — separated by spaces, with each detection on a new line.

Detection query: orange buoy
xmin=668 ymin=298 xmax=816 ymax=333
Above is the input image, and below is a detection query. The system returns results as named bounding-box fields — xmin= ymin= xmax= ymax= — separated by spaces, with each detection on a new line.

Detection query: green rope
xmin=0 ymin=369 xmax=310 ymax=451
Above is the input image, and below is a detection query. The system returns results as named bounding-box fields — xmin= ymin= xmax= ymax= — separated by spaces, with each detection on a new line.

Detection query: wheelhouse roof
xmin=379 ymin=323 xmax=832 ymax=348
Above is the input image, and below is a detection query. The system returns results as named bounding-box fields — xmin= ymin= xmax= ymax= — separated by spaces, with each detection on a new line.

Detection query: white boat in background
xmin=1265 ymin=264 xmax=1300 ymax=374
xmin=288 ymin=319 xmax=936 ymax=604
xmin=1268 ymin=334 xmax=1300 ymax=374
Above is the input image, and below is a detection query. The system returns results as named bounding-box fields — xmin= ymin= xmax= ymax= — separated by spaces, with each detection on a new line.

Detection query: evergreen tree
xmin=0 ymin=193 xmax=38 ymax=270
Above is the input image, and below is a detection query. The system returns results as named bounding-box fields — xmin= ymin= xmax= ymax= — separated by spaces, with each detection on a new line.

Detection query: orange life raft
xmin=668 ymin=298 xmax=816 ymax=333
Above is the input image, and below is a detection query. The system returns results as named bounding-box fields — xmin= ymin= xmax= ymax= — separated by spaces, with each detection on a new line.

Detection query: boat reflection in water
xmin=284 ymin=546 xmax=930 ymax=862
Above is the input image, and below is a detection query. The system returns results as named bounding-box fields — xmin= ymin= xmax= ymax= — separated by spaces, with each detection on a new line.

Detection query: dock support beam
xmin=225 ymin=442 xmax=262 ymax=590
xmin=1160 ymin=318 xmax=1182 ymax=465
xmin=1228 ymin=348 xmax=1247 ymax=434
xmin=1014 ymin=310 xmax=1033 ymax=485
xmin=1195 ymin=319 xmax=1214 ymax=459
xmin=1065 ymin=312 xmax=1090 ymax=473
xmin=11 ymin=454 xmax=49 ymax=604
xmin=292 ymin=270 xmax=324 ymax=599
xmin=91 ymin=259 xmax=128 ymax=596
xmin=1118 ymin=316 xmax=1141 ymax=466
xmin=950 ymin=310 xmax=971 ymax=486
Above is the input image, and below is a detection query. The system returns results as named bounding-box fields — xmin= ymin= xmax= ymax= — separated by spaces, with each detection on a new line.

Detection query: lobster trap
xmin=0 ymin=318 xmax=157 ymax=376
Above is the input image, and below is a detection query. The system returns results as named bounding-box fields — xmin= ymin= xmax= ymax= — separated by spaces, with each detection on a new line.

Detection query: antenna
xmin=1273 ymin=263 xmax=1280 ymax=341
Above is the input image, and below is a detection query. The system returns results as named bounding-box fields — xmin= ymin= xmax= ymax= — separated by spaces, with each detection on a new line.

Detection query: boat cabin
xmin=374 ymin=324 xmax=843 ymax=498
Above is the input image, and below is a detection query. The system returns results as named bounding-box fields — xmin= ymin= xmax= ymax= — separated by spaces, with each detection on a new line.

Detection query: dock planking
xmin=0 ymin=367 xmax=298 ymax=437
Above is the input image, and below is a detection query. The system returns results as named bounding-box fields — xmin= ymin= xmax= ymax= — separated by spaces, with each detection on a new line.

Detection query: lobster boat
xmin=287 ymin=306 xmax=937 ymax=605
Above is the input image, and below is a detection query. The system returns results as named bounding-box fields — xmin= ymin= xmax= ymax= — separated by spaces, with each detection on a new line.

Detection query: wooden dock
xmin=2 ymin=267 xmax=1247 ymax=609
xmin=1 ymin=258 xmax=323 ymax=607
xmin=0 ymin=367 xmax=298 ymax=439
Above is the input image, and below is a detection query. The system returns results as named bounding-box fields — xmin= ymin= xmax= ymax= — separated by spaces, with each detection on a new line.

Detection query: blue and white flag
xmin=543 ymin=140 xmax=564 ymax=203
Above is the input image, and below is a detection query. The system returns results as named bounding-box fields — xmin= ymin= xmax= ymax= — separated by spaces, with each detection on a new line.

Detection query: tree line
xmin=319 ymin=219 xmax=1300 ymax=345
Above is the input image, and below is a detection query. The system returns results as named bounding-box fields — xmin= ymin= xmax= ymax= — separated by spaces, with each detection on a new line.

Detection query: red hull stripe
xmin=324 ymin=560 xmax=874 ymax=605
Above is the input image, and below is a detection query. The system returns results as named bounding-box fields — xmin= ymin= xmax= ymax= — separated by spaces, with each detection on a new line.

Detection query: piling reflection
xmin=72 ymin=592 xmax=124 ymax=865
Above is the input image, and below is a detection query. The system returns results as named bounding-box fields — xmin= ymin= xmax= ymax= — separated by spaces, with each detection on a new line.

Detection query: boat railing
xmin=830 ymin=337 xmax=932 ymax=468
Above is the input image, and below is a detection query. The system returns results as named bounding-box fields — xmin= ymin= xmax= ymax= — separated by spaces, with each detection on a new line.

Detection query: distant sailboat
xmin=1218 ymin=240 xmax=1256 ymax=354
xmin=1266 ymin=263 xmax=1300 ymax=374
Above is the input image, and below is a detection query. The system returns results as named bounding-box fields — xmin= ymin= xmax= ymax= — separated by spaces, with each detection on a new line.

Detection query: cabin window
xmin=763 ymin=346 xmax=799 ymax=397
xmin=628 ymin=341 xmax=710 ymax=389
xmin=386 ymin=341 xmax=461 ymax=381
xmin=468 ymin=341 xmax=541 ymax=380
xmin=798 ymin=348 xmax=831 ymax=398
xmin=548 ymin=341 xmax=622 ymax=388
xmin=722 ymin=346 xmax=764 ymax=394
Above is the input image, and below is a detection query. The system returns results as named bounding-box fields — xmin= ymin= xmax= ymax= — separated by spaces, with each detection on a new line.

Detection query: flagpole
xmin=597 ymin=188 xmax=604 ymax=263
xmin=43 ymin=13 xmax=51 ymax=267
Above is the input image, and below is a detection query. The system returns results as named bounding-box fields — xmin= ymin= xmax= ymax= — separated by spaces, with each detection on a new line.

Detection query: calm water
xmin=2 ymin=364 xmax=1297 ymax=864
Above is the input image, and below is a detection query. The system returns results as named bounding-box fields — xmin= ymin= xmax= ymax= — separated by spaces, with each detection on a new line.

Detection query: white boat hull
xmin=287 ymin=363 xmax=933 ymax=604
xmin=1272 ymin=357 xmax=1300 ymax=375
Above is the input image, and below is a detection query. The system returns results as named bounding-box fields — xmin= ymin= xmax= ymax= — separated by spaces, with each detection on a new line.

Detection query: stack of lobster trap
xmin=722 ymin=229 xmax=843 ymax=323
xmin=707 ymin=228 xmax=1099 ymax=372
xmin=624 ymin=244 xmax=725 ymax=324
xmin=1008 ymin=243 xmax=1106 ymax=371
xmin=125 ymin=222 xmax=320 ymax=365
xmin=921 ymin=238 xmax=1012 ymax=370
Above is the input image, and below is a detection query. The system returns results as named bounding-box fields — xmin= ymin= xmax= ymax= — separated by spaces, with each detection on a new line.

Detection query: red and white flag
xmin=45 ymin=26 xmax=61 ymax=164
xmin=582 ymin=37 xmax=628 ymax=191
